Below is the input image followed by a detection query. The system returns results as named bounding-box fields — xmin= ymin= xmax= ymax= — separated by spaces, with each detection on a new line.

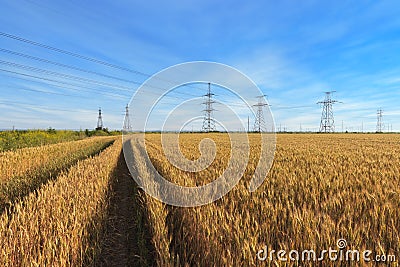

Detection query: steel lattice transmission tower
xmin=202 ymin=83 xmax=216 ymax=132
xmin=376 ymin=108 xmax=384 ymax=133
xmin=318 ymin=91 xmax=338 ymax=133
xmin=253 ymin=95 xmax=269 ymax=132
xmin=123 ymin=104 xmax=132 ymax=132
xmin=96 ymin=107 xmax=103 ymax=130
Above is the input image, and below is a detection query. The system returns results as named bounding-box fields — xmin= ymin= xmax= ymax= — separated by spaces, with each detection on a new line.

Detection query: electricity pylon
xmin=202 ymin=83 xmax=216 ymax=132
xmin=318 ymin=91 xmax=338 ymax=133
xmin=376 ymin=108 xmax=384 ymax=133
xmin=96 ymin=107 xmax=103 ymax=130
xmin=253 ymin=95 xmax=268 ymax=132
xmin=123 ymin=104 xmax=132 ymax=132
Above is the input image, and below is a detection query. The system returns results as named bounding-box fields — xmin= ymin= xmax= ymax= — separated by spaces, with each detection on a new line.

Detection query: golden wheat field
xmin=0 ymin=133 xmax=399 ymax=266
xmin=0 ymin=136 xmax=115 ymax=211
xmin=141 ymin=133 xmax=400 ymax=266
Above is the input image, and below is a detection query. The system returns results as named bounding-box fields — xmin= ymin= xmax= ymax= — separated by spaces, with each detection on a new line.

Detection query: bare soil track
xmin=96 ymin=151 xmax=156 ymax=267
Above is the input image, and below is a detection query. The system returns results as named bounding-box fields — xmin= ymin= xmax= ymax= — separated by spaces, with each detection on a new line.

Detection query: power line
xmin=4 ymin=85 xmax=82 ymax=98
xmin=1 ymin=63 xmax=328 ymax=119
xmin=0 ymin=48 xmax=142 ymax=84
xmin=0 ymin=99 xmax=119 ymax=114
xmin=0 ymin=31 xmax=150 ymax=77
xmin=0 ymin=32 xmax=269 ymax=100
xmin=0 ymin=68 xmax=128 ymax=99
xmin=0 ymin=33 xmax=316 ymax=109
xmin=0 ymin=61 xmax=201 ymax=100
xmin=0 ymin=49 xmax=207 ymax=99
xmin=0 ymin=59 xmax=133 ymax=92
xmin=0 ymin=32 xmax=221 ymax=96
xmin=0 ymin=68 xmax=202 ymax=104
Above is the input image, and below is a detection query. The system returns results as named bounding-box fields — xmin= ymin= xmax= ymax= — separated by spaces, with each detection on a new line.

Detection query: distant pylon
xmin=96 ymin=107 xmax=103 ymax=130
xmin=376 ymin=108 xmax=384 ymax=133
xmin=123 ymin=104 xmax=132 ymax=132
xmin=318 ymin=91 xmax=338 ymax=133
xmin=253 ymin=95 xmax=269 ymax=132
xmin=201 ymin=83 xmax=216 ymax=132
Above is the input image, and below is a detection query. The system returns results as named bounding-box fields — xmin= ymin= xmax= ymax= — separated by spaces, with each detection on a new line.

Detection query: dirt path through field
xmin=96 ymin=151 xmax=155 ymax=266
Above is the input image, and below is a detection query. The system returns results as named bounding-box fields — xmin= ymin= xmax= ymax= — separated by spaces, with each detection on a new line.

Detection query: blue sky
xmin=0 ymin=0 xmax=399 ymax=131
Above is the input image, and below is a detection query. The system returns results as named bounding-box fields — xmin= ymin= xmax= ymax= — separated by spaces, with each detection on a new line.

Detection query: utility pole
xmin=123 ymin=104 xmax=132 ymax=132
xmin=376 ymin=108 xmax=383 ymax=133
xmin=247 ymin=116 xmax=250 ymax=133
xmin=202 ymin=83 xmax=216 ymax=132
xmin=317 ymin=91 xmax=339 ymax=133
xmin=96 ymin=107 xmax=103 ymax=130
xmin=253 ymin=95 xmax=269 ymax=133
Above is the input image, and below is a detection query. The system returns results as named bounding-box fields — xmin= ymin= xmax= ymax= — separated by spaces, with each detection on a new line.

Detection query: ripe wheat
xmin=141 ymin=133 xmax=400 ymax=266
xmin=0 ymin=138 xmax=122 ymax=266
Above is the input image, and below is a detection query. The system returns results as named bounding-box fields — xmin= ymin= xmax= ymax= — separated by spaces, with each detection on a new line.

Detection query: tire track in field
xmin=96 ymin=150 xmax=155 ymax=266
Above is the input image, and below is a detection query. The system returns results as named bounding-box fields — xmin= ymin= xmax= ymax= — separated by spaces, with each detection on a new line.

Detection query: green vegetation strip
xmin=0 ymin=130 xmax=82 ymax=152
xmin=0 ymin=129 xmax=122 ymax=152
